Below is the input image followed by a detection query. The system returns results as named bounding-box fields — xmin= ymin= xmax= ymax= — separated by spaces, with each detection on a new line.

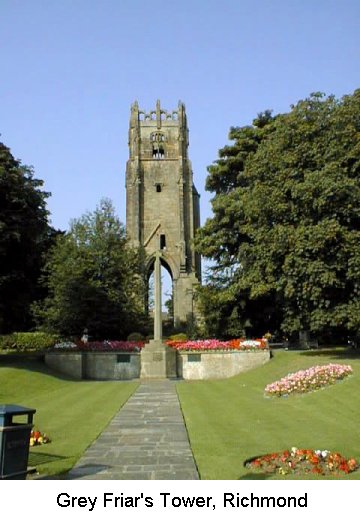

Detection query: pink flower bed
xmin=265 ymin=363 xmax=353 ymax=397
xmin=166 ymin=338 xmax=269 ymax=351
xmin=77 ymin=340 xmax=144 ymax=351
xmin=54 ymin=338 xmax=269 ymax=352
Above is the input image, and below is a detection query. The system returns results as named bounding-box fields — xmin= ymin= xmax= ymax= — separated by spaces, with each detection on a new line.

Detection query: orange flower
xmin=348 ymin=459 xmax=358 ymax=470
xmin=312 ymin=467 xmax=323 ymax=474
xmin=339 ymin=463 xmax=350 ymax=473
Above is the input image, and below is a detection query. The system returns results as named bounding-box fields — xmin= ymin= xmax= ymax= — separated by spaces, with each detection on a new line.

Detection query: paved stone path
xmin=67 ymin=380 xmax=199 ymax=480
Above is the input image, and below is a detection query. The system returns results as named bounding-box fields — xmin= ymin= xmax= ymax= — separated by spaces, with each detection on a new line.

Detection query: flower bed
xmin=77 ymin=340 xmax=144 ymax=351
xmin=53 ymin=338 xmax=269 ymax=352
xmin=30 ymin=429 xmax=50 ymax=447
xmin=166 ymin=338 xmax=269 ymax=351
xmin=265 ymin=363 xmax=352 ymax=397
xmin=245 ymin=447 xmax=358 ymax=476
xmin=54 ymin=340 xmax=144 ymax=352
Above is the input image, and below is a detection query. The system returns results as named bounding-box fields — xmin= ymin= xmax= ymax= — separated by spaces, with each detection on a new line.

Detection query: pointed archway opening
xmin=147 ymin=258 xmax=174 ymax=331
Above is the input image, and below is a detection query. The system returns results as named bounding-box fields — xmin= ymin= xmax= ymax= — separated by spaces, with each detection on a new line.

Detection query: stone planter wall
xmin=177 ymin=350 xmax=270 ymax=380
xmin=84 ymin=352 xmax=140 ymax=380
xmin=45 ymin=351 xmax=83 ymax=379
xmin=45 ymin=351 xmax=140 ymax=380
xmin=45 ymin=349 xmax=270 ymax=381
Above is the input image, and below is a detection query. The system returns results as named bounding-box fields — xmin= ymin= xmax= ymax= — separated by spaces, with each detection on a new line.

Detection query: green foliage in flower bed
xmin=0 ymin=332 xmax=60 ymax=352
xmin=127 ymin=332 xmax=145 ymax=342
xmin=167 ymin=333 xmax=188 ymax=342
xmin=176 ymin=348 xmax=360 ymax=479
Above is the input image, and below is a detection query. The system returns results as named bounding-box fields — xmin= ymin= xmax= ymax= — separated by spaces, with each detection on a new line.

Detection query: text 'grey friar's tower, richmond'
xmin=126 ymin=100 xmax=201 ymax=326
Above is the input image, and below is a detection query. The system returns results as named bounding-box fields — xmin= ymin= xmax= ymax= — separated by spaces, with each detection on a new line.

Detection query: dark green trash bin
xmin=0 ymin=404 xmax=36 ymax=480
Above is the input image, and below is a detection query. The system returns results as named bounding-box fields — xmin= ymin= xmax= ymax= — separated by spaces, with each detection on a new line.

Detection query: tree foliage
xmin=196 ymin=91 xmax=360 ymax=339
xmin=0 ymin=142 xmax=54 ymax=333
xmin=33 ymin=199 xmax=148 ymax=339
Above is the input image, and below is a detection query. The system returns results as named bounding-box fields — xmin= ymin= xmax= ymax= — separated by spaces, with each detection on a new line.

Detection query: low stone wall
xmin=45 ymin=349 xmax=270 ymax=381
xmin=45 ymin=351 xmax=140 ymax=380
xmin=45 ymin=351 xmax=83 ymax=379
xmin=84 ymin=352 xmax=140 ymax=380
xmin=177 ymin=350 xmax=270 ymax=380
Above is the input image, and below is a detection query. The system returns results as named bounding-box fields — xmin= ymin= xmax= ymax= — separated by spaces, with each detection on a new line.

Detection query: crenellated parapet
xmin=132 ymin=99 xmax=185 ymax=124
xmin=128 ymin=100 xmax=189 ymax=161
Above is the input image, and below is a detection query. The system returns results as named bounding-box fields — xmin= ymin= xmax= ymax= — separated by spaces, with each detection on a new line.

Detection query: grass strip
xmin=177 ymin=348 xmax=360 ymax=480
xmin=0 ymin=358 xmax=138 ymax=476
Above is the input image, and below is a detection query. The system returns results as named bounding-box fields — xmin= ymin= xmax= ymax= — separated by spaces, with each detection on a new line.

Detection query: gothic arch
xmin=145 ymin=252 xmax=179 ymax=282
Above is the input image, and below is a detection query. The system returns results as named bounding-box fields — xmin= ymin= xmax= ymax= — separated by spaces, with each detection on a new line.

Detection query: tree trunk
xmin=299 ymin=330 xmax=311 ymax=349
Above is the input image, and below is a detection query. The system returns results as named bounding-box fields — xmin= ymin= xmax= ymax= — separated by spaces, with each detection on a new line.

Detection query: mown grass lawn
xmin=0 ymin=357 xmax=138 ymax=477
xmin=176 ymin=348 xmax=360 ymax=480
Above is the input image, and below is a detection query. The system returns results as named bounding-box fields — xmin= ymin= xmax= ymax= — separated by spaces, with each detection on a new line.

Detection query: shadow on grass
xmin=238 ymin=472 xmax=273 ymax=480
xmin=28 ymin=451 xmax=68 ymax=467
xmin=239 ymin=455 xmax=277 ymax=480
xmin=64 ymin=464 xmax=113 ymax=480
xmin=28 ymin=454 xmax=112 ymax=480
xmin=0 ymin=356 xmax=82 ymax=381
xmin=299 ymin=347 xmax=360 ymax=360
xmin=32 ymin=464 xmax=113 ymax=480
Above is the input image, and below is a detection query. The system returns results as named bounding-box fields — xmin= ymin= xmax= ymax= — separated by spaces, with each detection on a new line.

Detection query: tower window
xmin=151 ymin=132 xmax=165 ymax=142
xmin=160 ymin=234 xmax=166 ymax=250
xmin=156 ymin=183 xmax=162 ymax=193
xmin=152 ymin=145 xmax=165 ymax=159
xmin=151 ymin=132 xmax=166 ymax=159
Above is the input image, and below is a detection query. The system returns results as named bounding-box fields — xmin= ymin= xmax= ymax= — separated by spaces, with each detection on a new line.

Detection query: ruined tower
xmin=126 ymin=100 xmax=201 ymax=326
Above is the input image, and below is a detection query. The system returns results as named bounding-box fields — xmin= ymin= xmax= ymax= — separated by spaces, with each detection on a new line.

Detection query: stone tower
xmin=126 ymin=100 xmax=201 ymax=326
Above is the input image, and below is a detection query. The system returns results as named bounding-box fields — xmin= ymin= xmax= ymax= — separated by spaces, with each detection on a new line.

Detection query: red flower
xmin=312 ymin=467 xmax=323 ymax=474
xmin=246 ymin=448 xmax=358 ymax=476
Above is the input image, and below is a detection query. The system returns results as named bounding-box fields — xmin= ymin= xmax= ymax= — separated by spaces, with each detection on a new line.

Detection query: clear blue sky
xmin=1 ymin=0 xmax=359 ymax=231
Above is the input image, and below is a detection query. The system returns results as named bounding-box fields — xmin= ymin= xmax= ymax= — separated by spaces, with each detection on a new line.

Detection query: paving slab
xmin=67 ymin=380 xmax=199 ymax=480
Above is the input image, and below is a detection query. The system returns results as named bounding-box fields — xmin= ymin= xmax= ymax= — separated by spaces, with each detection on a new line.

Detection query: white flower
xmin=322 ymin=450 xmax=329 ymax=458
xmin=54 ymin=341 xmax=77 ymax=349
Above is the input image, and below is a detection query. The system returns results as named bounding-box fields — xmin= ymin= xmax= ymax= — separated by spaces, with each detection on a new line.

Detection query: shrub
xmin=0 ymin=332 xmax=60 ymax=352
xmin=0 ymin=335 xmax=14 ymax=350
xmin=168 ymin=333 xmax=188 ymax=342
xmin=127 ymin=332 xmax=144 ymax=342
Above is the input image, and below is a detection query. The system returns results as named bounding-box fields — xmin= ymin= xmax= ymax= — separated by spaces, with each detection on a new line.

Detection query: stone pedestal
xmin=140 ymin=340 xmax=177 ymax=379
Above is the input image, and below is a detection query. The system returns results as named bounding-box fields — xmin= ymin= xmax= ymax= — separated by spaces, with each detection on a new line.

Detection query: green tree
xmin=33 ymin=198 xmax=147 ymax=339
xmin=196 ymin=91 xmax=360 ymax=342
xmin=196 ymin=111 xmax=280 ymax=338
xmin=0 ymin=142 xmax=53 ymax=333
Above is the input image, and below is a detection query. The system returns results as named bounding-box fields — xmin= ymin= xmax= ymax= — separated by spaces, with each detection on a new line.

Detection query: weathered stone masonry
xmin=126 ymin=100 xmax=201 ymax=326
